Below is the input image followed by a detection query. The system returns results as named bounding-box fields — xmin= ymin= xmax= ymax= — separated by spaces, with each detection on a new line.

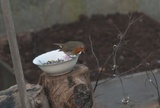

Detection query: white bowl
xmin=33 ymin=49 xmax=79 ymax=76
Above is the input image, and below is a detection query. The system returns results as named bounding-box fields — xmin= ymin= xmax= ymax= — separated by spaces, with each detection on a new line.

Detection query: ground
xmin=0 ymin=12 xmax=160 ymax=84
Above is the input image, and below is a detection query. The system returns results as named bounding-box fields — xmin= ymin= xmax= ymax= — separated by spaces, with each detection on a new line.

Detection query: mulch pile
xmin=0 ymin=12 xmax=160 ymax=84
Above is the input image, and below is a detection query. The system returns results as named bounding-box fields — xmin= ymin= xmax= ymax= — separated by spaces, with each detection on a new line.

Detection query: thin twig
xmin=111 ymin=13 xmax=143 ymax=102
xmin=89 ymin=36 xmax=114 ymax=92
xmin=89 ymin=36 xmax=100 ymax=69
xmin=93 ymin=53 xmax=113 ymax=92
xmin=92 ymin=14 xmax=143 ymax=93
xmin=145 ymin=65 xmax=160 ymax=106
xmin=121 ymin=52 xmax=153 ymax=76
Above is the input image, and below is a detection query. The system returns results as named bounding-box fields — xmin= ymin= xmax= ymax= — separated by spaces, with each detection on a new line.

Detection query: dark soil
xmin=1 ymin=12 xmax=160 ymax=84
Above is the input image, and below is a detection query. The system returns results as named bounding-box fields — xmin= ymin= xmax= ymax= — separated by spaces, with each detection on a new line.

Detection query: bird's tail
xmin=53 ymin=43 xmax=64 ymax=48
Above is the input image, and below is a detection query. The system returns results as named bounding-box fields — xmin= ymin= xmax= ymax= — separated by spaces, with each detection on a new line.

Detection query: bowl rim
xmin=33 ymin=54 xmax=79 ymax=67
xmin=35 ymin=56 xmax=78 ymax=67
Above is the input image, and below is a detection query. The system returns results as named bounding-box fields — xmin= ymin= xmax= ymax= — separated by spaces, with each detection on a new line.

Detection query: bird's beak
xmin=82 ymin=49 xmax=85 ymax=53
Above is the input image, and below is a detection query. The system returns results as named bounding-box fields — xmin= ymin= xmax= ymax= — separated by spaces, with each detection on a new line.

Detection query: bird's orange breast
xmin=72 ymin=47 xmax=84 ymax=54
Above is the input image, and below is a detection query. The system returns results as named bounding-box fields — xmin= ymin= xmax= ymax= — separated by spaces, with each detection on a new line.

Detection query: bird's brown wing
xmin=61 ymin=41 xmax=80 ymax=52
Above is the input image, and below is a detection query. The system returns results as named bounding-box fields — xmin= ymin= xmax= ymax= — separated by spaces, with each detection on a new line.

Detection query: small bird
xmin=54 ymin=41 xmax=86 ymax=55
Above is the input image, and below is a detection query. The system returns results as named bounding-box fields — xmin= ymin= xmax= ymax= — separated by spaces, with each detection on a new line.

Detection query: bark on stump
xmin=0 ymin=64 xmax=94 ymax=108
xmin=0 ymin=84 xmax=50 ymax=108
xmin=39 ymin=64 xmax=93 ymax=108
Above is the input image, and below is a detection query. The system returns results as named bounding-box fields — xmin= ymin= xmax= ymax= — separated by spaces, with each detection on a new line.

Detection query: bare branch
xmin=89 ymin=36 xmax=100 ymax=69
xmin=93 ymin=52 xmax=113 ymax=92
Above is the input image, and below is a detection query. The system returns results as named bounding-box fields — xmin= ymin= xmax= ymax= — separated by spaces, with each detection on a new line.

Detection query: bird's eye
xmin=80 ymin=45 xmax=84 ymax=49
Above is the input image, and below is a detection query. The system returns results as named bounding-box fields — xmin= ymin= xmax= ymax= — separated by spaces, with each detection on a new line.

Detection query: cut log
xmin=0 ymin=64 xmax=94 ymax=108
xmin=39 ymin=64 xmax=94 ymax=108
xmin=0 ymin=84 xmax=49 ymax=108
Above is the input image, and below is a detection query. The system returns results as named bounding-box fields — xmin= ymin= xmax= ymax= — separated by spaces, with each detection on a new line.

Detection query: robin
xmin=54 ymin=41 xmax=86 ymax=55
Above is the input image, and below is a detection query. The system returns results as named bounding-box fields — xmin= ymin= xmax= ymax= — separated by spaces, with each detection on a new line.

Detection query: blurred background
xmin=0 ymin=0 xmax=160 ymax=34
xmin=0 ymin=0 xmax=160 ymax=91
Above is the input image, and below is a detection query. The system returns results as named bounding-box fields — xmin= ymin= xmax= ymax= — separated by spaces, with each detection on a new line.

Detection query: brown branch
xmin=0 ymin=0 xmax=30 ymax=108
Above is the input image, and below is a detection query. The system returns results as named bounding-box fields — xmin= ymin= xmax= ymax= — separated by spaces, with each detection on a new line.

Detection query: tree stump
xmin=0 ymin=64 xmax=94 ymax=108
xmin=39 ymin=64 xmax=94 ymax=108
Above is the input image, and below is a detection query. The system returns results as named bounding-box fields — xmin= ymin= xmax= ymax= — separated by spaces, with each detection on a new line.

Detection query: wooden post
xmin=0 ymin=0 xmax=30 ymax=108
xmin=39 ymin=64 xmax=94 ymax=108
